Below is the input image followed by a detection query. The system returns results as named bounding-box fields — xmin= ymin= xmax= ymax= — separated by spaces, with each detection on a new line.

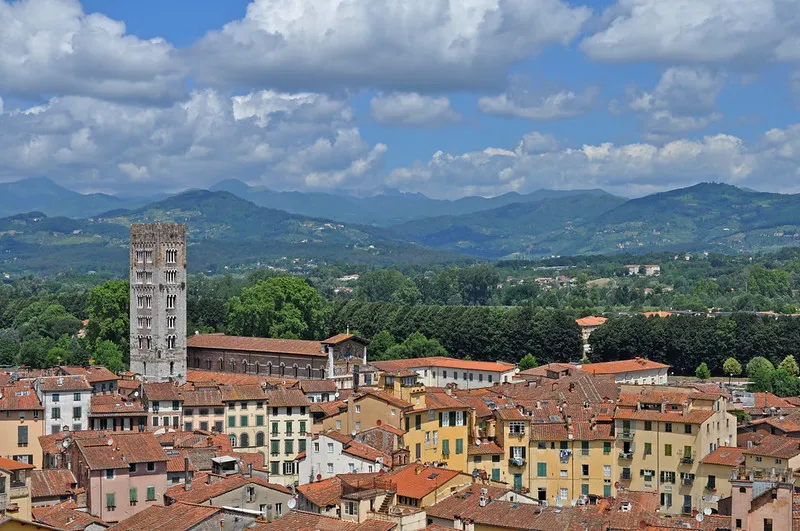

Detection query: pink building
xmin=68 ymin=432 xmax=168 ymax=523
xmin=729 ymin=469 xmax=794 ymax=531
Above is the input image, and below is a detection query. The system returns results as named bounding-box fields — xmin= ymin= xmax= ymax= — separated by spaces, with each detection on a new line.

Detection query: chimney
xmin=206 ymin=473 xmax=212 ymax=485
xmin=184 ymin=457 xmax=192 ymax=491
xmin=353 ymin=364 xmax=360 ymax=394
xmin=266 ymin=504 xmax=273 ymax=523
xmin=247 ymin=463 xmax=253 ymax=478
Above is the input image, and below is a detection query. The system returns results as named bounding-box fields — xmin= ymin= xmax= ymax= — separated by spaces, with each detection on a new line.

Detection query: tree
xmin=45 ymin=347 xmax=71 ymax=368
xmin=355 ymin=270 xmax=416 ymax=303
xmin=778 ymin=355 xmax=799 ymax=376
xmin=519 ymin=354 xmax=538 ymax=371
xmin=93 ymin=340 xmax=124 ymax=373
xmin=746 ymin=356 xmax=775 ymax=393
xmin=386 ymin=332 xmax=448 ymax=359
xmin=722 ymin=357 xmax=742 ymax=387
xmin=695 ymin=362 xmax=711 ymax=380
xmin=85 ymin=280 xmax=130 ymax=355
xmin=367 ymin=330 xmax=396 ymax=362
xmin=226 ymin=277 xmax=326 ymax=339
xmin=17 ymin=338 xmax=53 ymax=368
xmin=773 ymin=369 xmax=800 ymax=397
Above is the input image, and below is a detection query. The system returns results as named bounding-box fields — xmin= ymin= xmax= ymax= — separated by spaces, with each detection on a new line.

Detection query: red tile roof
xmin=354 ymin=389 xmax=412 ymax=410
xmin=0 ymin=456 xmax=34 ymax=471
xmin=311 ymin=400 xmax=347 ymax=418
xmin=252 ymin=510 xmax=396 ymax=531
xmin=749 ymin=413 xmax=800 ymax=433
xmin=576 ymin=316 xmax=607 ymax=327
xmin=372 ymin=356 xmax=515 ymax=373
xmin=494 ymin=407 xmax=526 ymax=421
xmin=384 ymin=465 xmax=463 ymax=500
xmin=323 ymin=333 xmax=368 ymax=346
xmin=76 ymin=432 xmax=167 ymax=470
xmin=164 ymin=474 xmax=290 ymax=504
xmin=701 ymin=446 xmax=746 ymax=467
xmin=107 ymin=502 xmax=222 ymax=531
xmin=468 ymin=441 xmax=505 ymax=455
xmin=613 ymin=406 xmax=714 ymax=425
xmin=0 ymin=384 xmax=43 ymax=410
xmin=30 ymin=469 xmax=77 ymax=499
xmin=219 ymin=384 xmax=267 ymax=402
xmin=581 ymin=357 xmax=669 ymax=375
xmin=143 ymin=381 xmax=182 ymax=401
xmin=90 ymin=394 xmax=146 ymax=416
xmin=299 ymin=379 xmax=338 ymax=394
xmin=180 ymin=388 xmax=223 ymax=407
xmin=264 ymin=388 xmax=308 ymax=407
xmin=416 ymin=391 xmax=468 ymax=411
xmin=297 ymin=477 xmax=342 ymax=507
xmin=166 ymin=455 xmax=197 ymax=473
xmin=61 ymin=366 xmax=118 ymax=384
xmin=39 ymin=429 xmax=114 ymax=456
xmin=37 ymin=375 xmax=92 ymax=392
xmin=743 ymin=434 xmax=800 ymax=459
xmin=33 ymin=500 xmax=108 ymax=531
xmin=187 ymin=334 xmax=327 ymax=357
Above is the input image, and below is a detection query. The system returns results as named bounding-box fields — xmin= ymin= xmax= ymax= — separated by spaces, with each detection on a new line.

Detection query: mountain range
xmin=1 ymin=177 xmax=799 ymax=274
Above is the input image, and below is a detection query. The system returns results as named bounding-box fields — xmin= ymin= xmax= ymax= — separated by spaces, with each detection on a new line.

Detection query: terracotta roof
xmin=518 ymin=363 xmax=583 ymax=378
xmin=494 ymin=407 xmax=526 ymax=421
xmin=343 ymin=439 xmax=391 ymax=463
xmin=581 ymin=357 xmax=669 ymax=375
xmin=37 ymin=375 xmax=92 ymax=392
xmin=180 ymin=388 xmax=223 ymax=407
xmin=354 ymin=389 xmax=412 ymax=410
xmin=297 ymin=477 xmax=342 ymax=507
xmin=576 ymin=316 xmax=607 ymax=327
xmin=0 ymin=456 xmax=34 ymax=471
xmin=530 ymin=421 xmax=613 ymax=441
xmin=187 ymin=334 xmax=326 ymax=357
xmin=468 ymin=441 xmax=505 ymax=455
xmin=90 ymin=394 xmax=146 ymax=416
xmin=166 ymin=454 xmax=197 ymax=473
xmin=385 ymin=465 xmax=463 ymax=500
xmin=372 ymin=356 xmax=515 ymax=373
xmin=39 ymin=429 xmax=114 ymax=456
xmin=0 ymin=384 xmax=43 ymax=410
xmin=31 ymin=469 xmax=77 ymax=499
xmin=312 ymin=400 xmax=347 ymax=418
xmin=323 ymin=333 xmax=368 ymax=346
xmin=362 ymin=424 xmax=405 ymax=437
xmin=186 ymin=370 xmax=278 ymax=387
xmin=701 ymin=446 xmax=746 ymax=467
xmin=34 ymin=500 xmax=108 ymax=531
xmin=61 ymin=366 xmax=118 ymax=383
xmin=749 ymin=413 xmax=800 ymax=433
xmin=143 ymin=381 xmax=182 ymax=401
xmin=743 ymin=434 xmax=800 ymax=459
xmin=613 ymin=406 xmax=714 ymax=425
xmin=252 ymin=510 xmax=396 ymax=531
xmin=751 ymin=392 xmax=792 ymax=409
xmin=416 ymin=391 xmax=468 ymax=411
xmin=164 ymin=474 xmax=290 ymax=504
xmin=299 ymin=379 xmax=338 ymax=394
xmin=218 ymin=384 xmax=267 ymax=402
xmin=107 ymin=502 xmax=221 ymax=531
xmin=264 ymin=388 xmax=308 ymax=407
xmin=76 ymin=432 xmax=167 ymax=470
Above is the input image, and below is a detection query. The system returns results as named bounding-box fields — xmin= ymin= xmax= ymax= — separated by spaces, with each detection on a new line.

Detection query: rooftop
xmin=299 ymin=379 xmax=338 ymax=394
xmin=37 ymin=375 xmax=92 ymax=392
xmin=252 ymin=510 xmax=396 ymax=531
xmin=31 ymin=469 xmax=77 ymax=499
xmin=60 ymin=366 xmax=118 ymax=384
xmin=0 ymin=455 xmax=34 ymax=472
xmin=0 ymin=384 xmax=43 ymax=410
xmin=90 ymin=394 xmax=146 ymax=416
xmin=384 ymin=464 xmax=463 ymax=500
xmin=164 ymin=474 xmax=290 ymax=504
xmin=701 ymin=446 xmax=746 ymax=467
xmin=354 ymin=389 xmax=413 ymax=410
xmin=580 ymin=357 xmax=669 ymax=375
xmin=219 ymin=384 xmax=267 ymax=402
xmin=180 ymin=387 xmax=223 ymax=407
xmin=297 ymin=476 xmax=342 ymax=507
xmin=576 ymin=316 xmax=607 ymax=327
xmin=372 ymin=356 xmax=516 ymax=374
xmin=264 ymin=388 xmax=308 ymax=407
xmin=143 ymin=382 xmax=182 ymax=401
xmin=76 ymin=432 xmax=167 ymax=470
xmin=106 ymin=502 xmax=222 ymax=531
xmin=743 ymin=434 xmax=800 ymax=459
xmin=33 ymin=500 xmax=108 ymax=531
xmin=187 ymin=334 xmax=327 ymax=357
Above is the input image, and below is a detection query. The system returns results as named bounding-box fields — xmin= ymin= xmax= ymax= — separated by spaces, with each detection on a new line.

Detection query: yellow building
xmin=317 ymin=389 xmax=412 ymax=435
xmin=402 ymin=390 xmax=471 ymax=473
xmin=468 ymin=441 xmax=506 ymax=485
xmin=699 ymin=445 xmax=745 ymax=507
xmin=614 ymin=387 xmax=736 ymax=515
xmin=0 ymin=456 xmax=34 ymax=522
xmin=493 ymin=408 xmax=529 ymax=494
xmin=220 ymin=384 xmax=268 ymax=452
xmin=0 ymin=385 xmax=44 ymax=468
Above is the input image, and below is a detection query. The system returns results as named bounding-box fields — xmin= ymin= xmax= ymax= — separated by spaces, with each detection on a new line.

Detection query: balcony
xmin=619 ymin=452 xmax=633 ymax=460
xmin=682 ymin=477 xmax=694 ymax=486
xmin=618 ymin=431 xmax=634 ymax=440
xmin=620 ymin=471 xmax=632 ymax=481
xmin=680 ymin=456 xmax=694 ymax=465
xmin=508 ymin=458 xmax=526 ymax=467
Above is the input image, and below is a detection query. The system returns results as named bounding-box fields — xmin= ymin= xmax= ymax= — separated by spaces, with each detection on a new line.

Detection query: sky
xmin=1 ymin=0 xmax=800 ymax=199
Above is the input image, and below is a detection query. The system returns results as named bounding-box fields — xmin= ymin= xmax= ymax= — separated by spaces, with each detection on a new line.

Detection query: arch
xmin=242 ymin=360 xmax=248 ymax=373
xmin=306 ymin=365 xmax=313 ymax=378
xmin=229 ymin=435 xmax=237 ymax=448
xmin=255 ymin=432 xmax=265 ymax=447
xmin=279 ymin=363 xmax=286 ymax=377
xmin=219 ymin=358 xmax=224 ymax=371
xmin=240 ymin=433 xmax=249 ymax=448
xmin=267 ymin=362 xmax=273 ymax=375
xmin=255 ymin=362 xmax=260 ymax=374
xmin=230 ymin=359 xmax=236 ymax=372
xmin=293 ymin=364 xmax=299 ymax=378
xmin=206 ymin=359 xmax=212 ymax=370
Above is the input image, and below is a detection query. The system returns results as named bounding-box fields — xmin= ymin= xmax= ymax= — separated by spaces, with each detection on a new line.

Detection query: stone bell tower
xmin=129 ymin=223 xmax=187 ymax=383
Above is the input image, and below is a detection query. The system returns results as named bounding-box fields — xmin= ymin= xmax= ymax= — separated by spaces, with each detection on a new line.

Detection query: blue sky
xmin=1 ymin=0 xmax=799 ymax=199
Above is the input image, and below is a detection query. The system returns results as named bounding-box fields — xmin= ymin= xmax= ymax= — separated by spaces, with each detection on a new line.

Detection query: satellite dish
xmin=475 ymin=439 xmax=482 ymax=446
xmin=287 ymin=498 xmax=297 ymax=510
xmin=62 ymin=440 xmax=71 ymax=449
xmin=133 ymin=391 xmax=139 ymax=398
xmin=703 ymin=508 xmax=712 ymax=516
xmin=514 ymin=368 xmax=520 ymax=374
xmin=695 ymin=514 xmax=704 ymax=522
xmin=107 ymin=438 xmax=114 ymax=446
xmin=351 ymin=430 xmax=357 ymax=437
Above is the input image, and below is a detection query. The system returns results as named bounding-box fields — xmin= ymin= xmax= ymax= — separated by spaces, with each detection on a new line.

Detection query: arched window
xmin=229 ymin=435 xmax=237 ymax=448
xmin=280 ymin=363 xmax=285 ymax=377
xmin=143 ymin=361 xmax=147 ymax=375
xmin=230 ymin=360 xmax=236 ymax=372
xmin=255 ymin=432 xmax=265 ymax=446
xmin=307 ymin=365 xmax=312 ymax=378
xmin=255 ymin=362 xmax=260 ymax=374
xmin=240 ymin=433 xmax=249 ymax=448
xmin=170 ymin=362 xmax=174 ymax=375
xmin=267 ymin=363 xmax=273 ymax=375
xmin=206 ymin=359 xmax=212 ymax=370
xmin=219 ymin=358 xmax=224 ymax=371
xmin=294 ymin=364 xmax=299 ymax=378
xmin=242 ymin=360 xmax=248 ymax=373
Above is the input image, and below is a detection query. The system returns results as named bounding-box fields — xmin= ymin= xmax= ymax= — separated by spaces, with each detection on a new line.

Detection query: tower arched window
xmin=230 ymin=360 xmax=236 ymax=372
xmin=255 ymin=362 xmax=260 ymax=374
xmin=219 ymin=358 xmax=224 ymax=371
xmin=242 ymin=360 xmax=248 ymax=373
xmin=206 ymin=359 xmax=212 ymax=370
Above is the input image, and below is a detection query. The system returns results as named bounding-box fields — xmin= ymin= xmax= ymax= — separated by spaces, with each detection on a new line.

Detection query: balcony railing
xmin=508 ymin=458 xmax=526 ymax=467
xmin=618 ymin=431 xmax=634 ymax=440
xmin=619 ymin=452 xmax=633 ymax=460
xmin=620 ymin=471 xmax=632 ymax=481
xmin=682 ymin=477 xmax=694 ymax=486
xmin=680 ymin=456 xmax=694 ymax=465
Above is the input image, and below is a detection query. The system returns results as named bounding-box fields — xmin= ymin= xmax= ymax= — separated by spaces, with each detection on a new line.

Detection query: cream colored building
xmin=0 ymin=385 xmax=44 ymax=468
xmin=0 ymin=457 xmax=34 ymax=521
xmin=220 ymin=385 xmax=268 ymax=452
xmin=264 ymin=388 xmax=310 ymax=486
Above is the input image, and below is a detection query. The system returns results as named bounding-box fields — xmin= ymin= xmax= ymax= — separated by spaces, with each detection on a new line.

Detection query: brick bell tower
xmin=129 ymin=223 xmax=187 ymax=383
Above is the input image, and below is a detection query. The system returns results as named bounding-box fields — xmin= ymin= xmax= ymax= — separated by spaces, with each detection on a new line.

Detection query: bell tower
xmin=129 ymin=223 xmax=187 ymax=383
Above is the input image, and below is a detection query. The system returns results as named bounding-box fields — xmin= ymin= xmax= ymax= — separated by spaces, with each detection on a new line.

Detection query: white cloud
xmin=370 ymin=93 xmax=460 ymax=127
xmin=387 ymin=127 xmax=800 ymax=198
xmin=479 ymin=81 xmax=599 ymax=120
xmin=0 ymin=89 xmax=385 ymax=194
xmin=0 ymin=0 xmax=183 ymax=103
xmin=191 ymin=0 xmax=591 ymax=91
xmin=516 ymin=132 xmax=559 ymax=154
xmin=582 ymin=0 xmax=800 ymax=64
xmin=646 ymin=111 xmax=723 ymax=135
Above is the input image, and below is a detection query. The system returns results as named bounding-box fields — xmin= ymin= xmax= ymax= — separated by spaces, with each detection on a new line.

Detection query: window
xmin=228 ymin=416 xmax=236 ymax=428
xmin=327 ymin=463 xmax=334 ymax=473
xmin=129 ymin=463 xmax=137 ymax=473
xmin=660 ymin=492 xmax=672 ymax=507
xmin=129 ymin=488 xmax=138 ymax=505
xmin=660 ymin=471 xmax=676 ymax=484
xmin=299 ymin=439 xmax=306 ymax=453
xmin=736 ymin=519 xmax=742 ymax=529
xmin=537 ymin=462 xmax=547 ymax=477
xmin=665 ymin=422 xmax=672 ymax=433
xmin=603 ymin=441 xmax=611 ymax=454
xmin=167 ymin=315 xmax=176 ymax=329
xmin=167 ymin=295 xmax=176 ymax=309
xmin=52 ymin=407 xmax=61 ymax=419
xmin=299 ymin=421 xmax=306 ymax=435
xmin=271 ymin=440 xmax=279 ymax=456
xmin=152 ymin=417 xmax=159 ymax=427
xmin=106 ymin=469 xmax=114 ymax=480
xmin=582 ymin=464 xmax=589 ymax=476
xmin=240 ymin=416 xmax=248 ymax=428
xmin=560 ymin=487 xmax=569 ymax=500
xmin=17 ymin=426 xmax=28 ymax=447
xmin=240 ymin=434 xmax=249 ymax=447
xmin=73 ymin=407 xmax=82 ymax=419
xmin=604 ymin=465 xmax=611 ymax=478
xmin=327 ymin=443 xmax=334 ymax=454
xmin=73 ymin=393 xmax=81 ymax=401
xmin=146 ymin=486 xmax=156 ymax=501
xmin=256 ymin=415 xmax=264 ymax=426
xmin=106 ymin=492 xmax=116 ymax=509
xmin=455 ymin=411 xmax=465 ymax=426
xmin=285 ymin=421 xmax=293 ymax=435
xmin=644 ymin=420 xmax=652 ymax=431
xmin=356 ymin=405 xmax=361 ymax=414
xmin=560 ymin=469 xmax=568 ymax=478
xmin=764 ymin=519 xmax=773 ymax=531
xmin=336 ymin=420 xmax=342 ymax=430
xmin=581 ymin=441 xmax=589 ymax=455
xmin=664 ymin=444 xmax=672 ymax=457
xmin=53 ymin=393 xmax=60 ymax=403
xmin=455 ymin=438 xmax=464 ymax=454
xmin=707 ymin=475 xmax=716 ymax=489
xmin=684 ymin=424 xmax=692 ymax=434
xmin=755 ymin=456 xmax=763 ymax=462
xmin=214 ymin=421 xmax=223 ymax=432
xmin=199 ymin=421 xmax=208 ymax=431
xmin=442 ymin=439 xmax=450 ymax=456
xmin=285 ymin=440 xmax=294 ymax=455
xmin=147 ymin=462 xmax=155 ymax=472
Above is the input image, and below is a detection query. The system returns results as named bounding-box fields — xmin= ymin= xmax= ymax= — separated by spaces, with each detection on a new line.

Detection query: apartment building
xmin=298 ymin=431 xmax=390 ymax=483
xmin=142 ymin=382 xmax=183 ymax=431
xmin=403 ymin=390 xmax=471 ymax=472
xmin=35 ymin=375 xmax=92 ymax=434
xmin=614 ymin=387 xmax=736 ymax=516
xmin=181 ymin=387 xmax=225 ymax=433
xmin=0 ymin=456 xmax=34 ymax=521
xmin=264 ymin=388 xmax=310 ymax=486
xmin=494 ymin=407 xmax=530 ymax=494
xmin=220 ymin=385 xmax=268 ymax=451
xmin=699 ymin=446 xmax=745 ymax=508
xmin=581 ymin=358 xmax=670 ymax=385
xmin=89 ymin=394 xmax=148 ymax=431
xmin=59 ymin=366 xmax=119 ymax=395
xmin=0 ymin=384 xmax=44 ymax=467
xmin=372 ymin=357 xmax=517 ymax=390
xmin=319 ymin=389 xmax=411 ymax=435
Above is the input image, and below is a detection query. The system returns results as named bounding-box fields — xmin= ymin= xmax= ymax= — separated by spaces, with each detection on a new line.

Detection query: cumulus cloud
xmin=0 ymin=0 xmax=184 ymax=103
xmin=191 ymin=0 xmax=591 ymax=91
xmin=370 ymin=93 xmax=461 ymax=127
xmin=479 ymin=77 xmax=599 ymax=120
xmin=582 ymin=0 xmax=800 ymax=64
xmin=386 ymin=127 xmax=800 ymax=198
xmin=0 ymin=90 xmax=385 ymax=194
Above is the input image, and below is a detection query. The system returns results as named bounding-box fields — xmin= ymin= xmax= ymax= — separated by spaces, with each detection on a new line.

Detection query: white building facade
xmin=35 ymin=376 xmax=92 ymax=434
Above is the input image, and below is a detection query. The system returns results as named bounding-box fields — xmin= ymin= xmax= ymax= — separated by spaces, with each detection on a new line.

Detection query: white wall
xmin=417 ymin=367 xmax=516 ymax=389
xmin=298 ymin=434 xmax=379 ymax=486
xmin=613 ymin=368 xmax=669 ymax=385
xmin=39 ymin=389 xmax=91 ymax=434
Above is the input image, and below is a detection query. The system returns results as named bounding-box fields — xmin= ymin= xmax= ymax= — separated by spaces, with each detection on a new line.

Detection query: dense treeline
xmin=589 ymin=313 xmax=800 ymax=376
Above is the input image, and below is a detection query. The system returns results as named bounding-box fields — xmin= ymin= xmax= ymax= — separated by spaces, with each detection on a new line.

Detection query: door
xmin=513 ymin=474 xmax=523 ymax=491
xmin=603 ymin=484 xmax=611 ymax=497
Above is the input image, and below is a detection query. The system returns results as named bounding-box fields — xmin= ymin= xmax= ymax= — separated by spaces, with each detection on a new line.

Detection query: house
xmin=0 ymin=384 xmax=44 ymax=467
xmin=580 ymin=357 xmax=670 ymax=385
xmin=32 ymin=500 xmax=109 ymax=531
xmin=699 ymin=446 xmax=745 ymax=507
xmin=164 ymin=472 xmax=292 ymax=518
xmin=88 ymin=394 xmax=147 ymax=432
xmin=296 ymin=476 xmax=342 ymax=516
xmin=263 ymin=388 xmax=310 ymax=485
xmin=220 ymin=384 xmax=268 ymax=453
xmin=298 ymin=431 xmax=390 ymax=484
xmin=35 ymin=376 xmax=92 ymax=435
xmin=68 ymin=432 xmax=168 ymax=522
xmin=382 ymin=464 xmax=471 ymax=509
xmin=726 ymin=467 xmax=794 ymax=531
xmin=59 ymin=367 xmax=118 ymax=395
xmin=320 ymin=389 xmax=412 ymax=436
xmin=253 ymin=510 xmax=397 ymax=531
xmin=0 ymin=456 xmax=34 ymax=521
xmin=299 ymin=379 xmax=338 ymax=403
xmin=141 ymin=382 xmax=183 ymax=431
xmin=180 ymin=387 xmax=225 ymax=433
xmin=106 ymin=501 xmax=263 ymax=531
xmin=425 ymin=484 xmax=549 ymax=531
xmin=575 ymin=316 xmax=607 ymax=341
xmin=402 ymin=390 xmax=472 ymax=472
xmin=372 ymin=357 xmax=517 ymax=390
xmin=30 ymin=469 xmax=77 ymax=506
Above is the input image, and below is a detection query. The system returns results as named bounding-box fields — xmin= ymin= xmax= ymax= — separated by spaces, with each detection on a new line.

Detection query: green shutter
xmin=299 ymin=439 xmax=306 ymax=452
xmin=582 ymin=484 xmax=589 ymax=495
xmin=285 ymin=440 xmax=294 ymax=455
xmin=455 ymin=438 xmax=463 ymax=454
xmin=405 ymin=417 xmax=410 ymax=431
xmin=228 ymin=416 xmax=235 ymax=428
xmin=270 ymin=461 xmax=279 ymax=475
xmin=439 ymin=413 xmax=443 ymax=427
xmin=285 ymin=421 xmax=293 ymax=434
xmin=491 ymin=469 xmax=500 ymax=481
xmin=106 ymin=492 xmax=115 ymax=508
xmin=603 ymin=442 xmax=611 ymax=454
xmin=146 ymin=487 xmax=155 ymax=501
xmin=256 ymin=415 xmax=264 ymax=426
xmin=299 ymin=421 xmax=306 ymax=434
xmin=537 ymin=462 xmax=547 ymax=477
xmin=240 ymin=416 xmax=248 ymax=427
xmin=442 ymin=439 xmax=450 ymax=455
xmin=449 ymin=412 xmax=456 ymax=426
xmin=129 ymin=488 xmax=137 ymax=502
xmin=271 ymin=440 xmax=279 ymax=454
xmin=603 ymin=484 xmax=611 ymax=497
xmin=272 ymin=422 xmax=279 ymax=435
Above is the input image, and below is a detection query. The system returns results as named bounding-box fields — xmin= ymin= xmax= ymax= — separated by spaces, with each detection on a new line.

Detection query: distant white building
xmin=580 ymin=357 xmax=670 ymax=385
xmin=297 ymin=431 xmax=389 ymax=485
xmin=372 ymin=357 xmax=517 ymax=389
xmin=35 ymin=375 xmax=92 ymax=434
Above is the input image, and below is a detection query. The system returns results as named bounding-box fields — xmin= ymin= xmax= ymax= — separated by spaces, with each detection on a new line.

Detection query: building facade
xmin=35 ymin=375 xmax=92 ymax=435
xmin=0 ymin=385 xmax=44 ymax=467
xmin=264 ymin=389 xmax=310 ymax=486
xmin=129 ymin=223 xmax=187 ymax=384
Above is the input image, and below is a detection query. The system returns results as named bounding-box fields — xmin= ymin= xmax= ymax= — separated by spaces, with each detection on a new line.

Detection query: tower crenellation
xmin=129 ymin=223 xmax=187 ymax=383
